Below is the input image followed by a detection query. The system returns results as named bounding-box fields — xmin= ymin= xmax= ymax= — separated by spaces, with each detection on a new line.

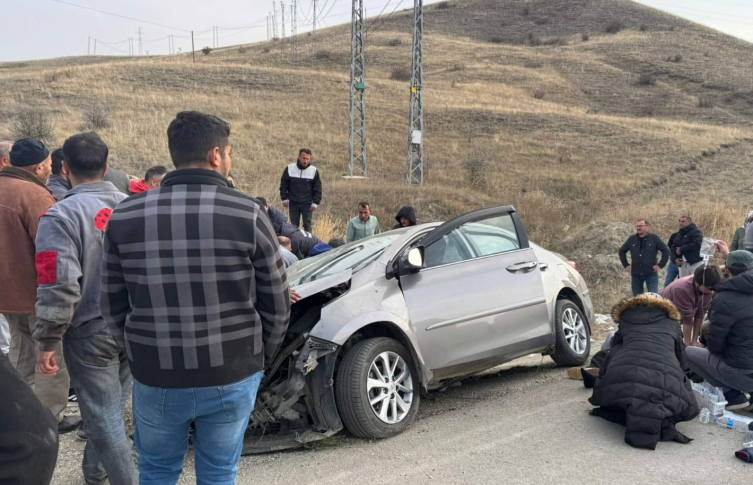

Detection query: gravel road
xmin=52 ymin=353 xmax=750 ymax=485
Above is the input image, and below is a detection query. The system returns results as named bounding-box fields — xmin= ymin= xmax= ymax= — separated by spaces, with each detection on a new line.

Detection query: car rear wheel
xmin=551 ymin=300 xmax=590 ymax=366
xmin=335 ymin=337 xmax=420 ymax=439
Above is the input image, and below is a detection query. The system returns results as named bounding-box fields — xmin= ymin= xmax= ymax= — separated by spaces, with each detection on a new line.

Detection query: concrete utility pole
xmin=281 ymin=2 xmax=286 ymax=38
xmin=87 ymin=36 xmax=91 ymax=55
xmin=267 ymin=15 xmax=270 ymax=40
xmin=93 ymin=38 xmax=97 ymax=55
xmin=407 ymin=0 xmax=424 ymax=185
xmin=191 ymin=31 xmax=195 ymax=62
xmin=138 ymin=27 xmax=143 ymax=56
xmin=348 ymin=0 xmax=367 ymax=177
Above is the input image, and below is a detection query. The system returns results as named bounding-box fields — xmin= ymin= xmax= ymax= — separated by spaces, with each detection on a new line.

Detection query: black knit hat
xmin=10 ymin=138 xmax=50 ymax=167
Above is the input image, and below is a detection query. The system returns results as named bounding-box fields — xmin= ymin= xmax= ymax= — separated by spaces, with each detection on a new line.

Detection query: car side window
xmin=423 ymin=232 xmax=472 ymax=269
xmin=458 ymin=213 xmax=521 ymax=258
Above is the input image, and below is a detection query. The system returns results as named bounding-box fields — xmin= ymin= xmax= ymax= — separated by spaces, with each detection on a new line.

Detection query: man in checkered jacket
xmin=101 ymin=111 xmax=290 ymax=484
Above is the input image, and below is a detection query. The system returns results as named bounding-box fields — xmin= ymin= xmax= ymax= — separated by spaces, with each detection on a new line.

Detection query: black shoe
xmin=76 ymin=426 xmax=89 ymax=441
xmin=725 ymin=390 xmax=749 ymax=410
xmin=58 ymin=415 xmax=83 ymax=434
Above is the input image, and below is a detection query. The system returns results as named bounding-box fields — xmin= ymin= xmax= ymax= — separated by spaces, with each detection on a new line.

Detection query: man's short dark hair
xmin=680 ymin=215 xmax=693 ymax=223
xmin=328 ymin=237 xmax=345 ymax=248
xmin=694 ymin=265 xmax=722 ymax=290
xmin=144 ymin=165 xmax=168 ymax=182
xmin=299 ymin=148 xmax=312 ymax=157
xmin=62 ymin=132 xmax=108 ymax=178
xmin=257 ymin=197 xmax=268 ymax=208
xmin=358 ymin=201 xmax=370 ymax=209
xmin=51 ymin=148 xmax=65 ymax=176
xmin=167 ymin=111 xmax=230 ymax=168
xmin=637 ymin=219 xmax=649 ymax=226
xmin=272 ymin=223 xmax=282 ymax=236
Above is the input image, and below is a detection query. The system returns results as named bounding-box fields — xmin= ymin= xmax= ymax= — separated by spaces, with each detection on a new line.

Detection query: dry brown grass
xmin=2 ymin=0 xmax=753 ymax=311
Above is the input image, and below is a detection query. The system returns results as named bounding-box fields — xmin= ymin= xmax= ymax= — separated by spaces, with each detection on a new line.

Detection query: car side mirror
xmin=397 ymin=247 xmax=424 ymax=276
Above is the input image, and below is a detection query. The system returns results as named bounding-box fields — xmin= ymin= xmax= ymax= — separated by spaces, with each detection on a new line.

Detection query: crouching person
xmin=33 ymin=133 xmax=136 ymax=485
xmin=586 ymin=293 xmax=698 ymax=450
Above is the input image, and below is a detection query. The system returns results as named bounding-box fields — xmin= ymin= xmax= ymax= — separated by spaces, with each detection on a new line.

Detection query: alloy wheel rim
xmin=562 ymin=308 xmax=588 ymax=355
xmin=366 ymin=351 xmax=414 ymax=424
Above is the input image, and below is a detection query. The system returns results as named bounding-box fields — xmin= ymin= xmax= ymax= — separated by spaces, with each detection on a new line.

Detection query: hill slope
xmin=2 ymin=0 xmax=752 ymax=309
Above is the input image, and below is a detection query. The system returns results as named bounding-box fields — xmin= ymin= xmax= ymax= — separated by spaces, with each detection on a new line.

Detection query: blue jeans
xmin=631 ymin=274 xmax=659 ymax=296
xmin=663 ymin=261 xmax=680 ymax=288
xmin=132 ymin=372 xmax=263 ymax=485
xmin=63 ymin=323 xmax=137 ymax=485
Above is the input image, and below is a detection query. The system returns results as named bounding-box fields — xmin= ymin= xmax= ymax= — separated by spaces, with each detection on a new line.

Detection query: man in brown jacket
xmin=0 ymin=138 xmax=80 ymax=433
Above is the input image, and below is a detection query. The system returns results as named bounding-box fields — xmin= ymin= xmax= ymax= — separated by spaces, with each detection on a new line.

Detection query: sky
xmin=1 ymin=0 xmax=751 ymax=62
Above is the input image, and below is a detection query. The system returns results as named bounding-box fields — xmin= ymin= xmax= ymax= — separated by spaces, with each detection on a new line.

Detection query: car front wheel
xmin=335 ymin=337 xmax=420 ymax=439
xmin=550 ymin=300 xmax=591 ymax=366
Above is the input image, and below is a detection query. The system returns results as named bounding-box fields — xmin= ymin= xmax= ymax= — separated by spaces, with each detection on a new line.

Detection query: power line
xmin=48 ymin=0 xmax=191 ymax=32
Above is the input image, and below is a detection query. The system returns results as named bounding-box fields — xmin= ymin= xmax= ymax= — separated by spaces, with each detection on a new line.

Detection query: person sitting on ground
xmin=128 ymin=165 xmax=168 ymax=195
xmin=273 ymin=222 xmax=323 ymax=260
xmin=393 ymin=206 xmax=417 ymax=229
xmin=258 ymin=197 xmax=288 ymax=226
xmin=660 ymin=265 xmax=720 ymax=347
xmin=585 ymin=292 xmax=698 ymax=450
xmin=278 ymin=236 xmax=299 ymax=268
xmin=47 ymin=148 xmax=71 ymax=201
xmin=328 ymin=237 xmax=345 ymax=248
xmin=346 ymin=201 xmax=380 ymax=242
xmin=731 ymin=211 xmax=753 ymax=252
xmin=685 ymin=242 xmax=753 ymax=410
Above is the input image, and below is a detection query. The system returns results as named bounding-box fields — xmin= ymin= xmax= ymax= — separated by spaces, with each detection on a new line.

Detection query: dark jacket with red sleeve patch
xmin=33 ymin=182 xmax=127 ymax=352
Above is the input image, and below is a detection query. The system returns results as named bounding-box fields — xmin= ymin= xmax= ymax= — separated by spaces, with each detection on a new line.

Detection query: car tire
xmin=335 ymin=337 xmax=420 ymax=439
xmin=551 ymin=299 xmax=591 ymax=367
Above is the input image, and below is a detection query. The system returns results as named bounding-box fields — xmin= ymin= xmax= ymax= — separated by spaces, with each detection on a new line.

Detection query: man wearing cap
xmin=0 ymin=138 xmax=80 ymax=433
xmin=685 ymin=241 xmax=753 ymax=410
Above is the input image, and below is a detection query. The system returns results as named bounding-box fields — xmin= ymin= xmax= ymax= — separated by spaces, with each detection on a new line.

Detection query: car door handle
xmin=539 ymin=263 xmax=548 ymax=271
xmin=506 ymin=261 xmax=538 ymax=273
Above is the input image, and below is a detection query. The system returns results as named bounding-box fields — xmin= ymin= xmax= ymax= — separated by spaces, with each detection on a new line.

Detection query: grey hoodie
xmin=33 ymin=181 xmax=127 ymax=351
xmin=47 ymin=174 xmax=72 ymax=201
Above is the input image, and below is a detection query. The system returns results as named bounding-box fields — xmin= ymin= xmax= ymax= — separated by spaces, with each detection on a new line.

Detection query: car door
xmin=398 ymin=207 xmax=550 ymax=377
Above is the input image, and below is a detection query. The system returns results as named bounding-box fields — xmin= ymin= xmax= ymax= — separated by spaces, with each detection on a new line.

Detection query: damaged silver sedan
xmin=243 ymin=206 xmax=594 ymax=453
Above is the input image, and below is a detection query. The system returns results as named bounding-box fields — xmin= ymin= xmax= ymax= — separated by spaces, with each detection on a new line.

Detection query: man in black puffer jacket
xmin=618 ymin=219 xmax=669 ymax=296
xmin=672 ymin=215 xmax=704 ymax=278
xmin=686 ymin=247 xmax=753 ymax=409
xmin=587 ymin=293 xmax=698 ymax=450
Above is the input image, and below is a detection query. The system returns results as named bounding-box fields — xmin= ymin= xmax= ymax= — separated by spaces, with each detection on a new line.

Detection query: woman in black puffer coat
xmin=588 ymin=293 xmax=699 ymax=450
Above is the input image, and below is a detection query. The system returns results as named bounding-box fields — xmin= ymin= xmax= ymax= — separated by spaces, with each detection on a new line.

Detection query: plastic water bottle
xmin=714 ymin=413 xmax=753 ymax=432
xmin=699 ymin=408 xmax=710 ymax=424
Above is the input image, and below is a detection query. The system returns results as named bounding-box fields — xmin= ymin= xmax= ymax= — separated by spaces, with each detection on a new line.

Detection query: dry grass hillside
xmin=2 ymin=0 xmax=753 ymax=310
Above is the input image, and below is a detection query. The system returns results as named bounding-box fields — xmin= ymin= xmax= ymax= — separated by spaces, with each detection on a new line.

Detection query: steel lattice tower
xmin=407 ymin=0 xmax=424 ymax=184
xmin=348 ymin=0 xmax=367 ymax=177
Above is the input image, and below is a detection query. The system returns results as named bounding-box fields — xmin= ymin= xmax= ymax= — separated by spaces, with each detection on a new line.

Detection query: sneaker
xmin=725 ymin=390 xmax=750 ymax=410
xmin=567 ymin=367 xmax=599 ymax=380
xmin=58 ymin=415 xmax=83 ymax=434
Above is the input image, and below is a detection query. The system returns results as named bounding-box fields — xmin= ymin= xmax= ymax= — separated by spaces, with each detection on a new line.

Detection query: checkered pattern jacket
xmin=101 ymin=169 xmax=290 ymax=388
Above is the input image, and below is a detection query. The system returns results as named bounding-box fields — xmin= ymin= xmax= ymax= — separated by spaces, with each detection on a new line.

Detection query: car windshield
xmin=287 ymin=232 xmax=404 ymax=286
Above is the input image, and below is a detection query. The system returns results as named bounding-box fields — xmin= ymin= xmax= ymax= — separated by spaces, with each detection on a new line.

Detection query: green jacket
xmin=346 ymin=216 xmax=380 ymax=242
xmin=731 ymin=226 xmax=745 ymax=252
